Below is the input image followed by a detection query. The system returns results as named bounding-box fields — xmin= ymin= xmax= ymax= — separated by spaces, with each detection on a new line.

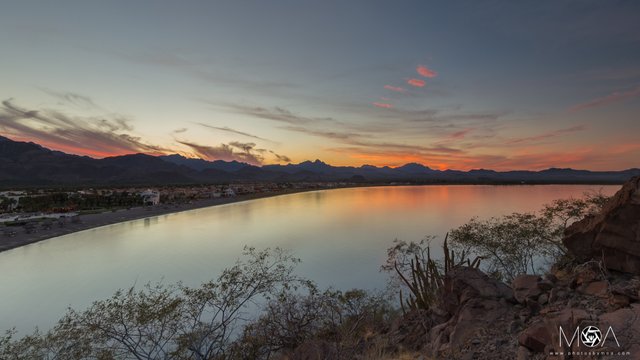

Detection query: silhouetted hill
xmin=159 ymin=154 xmax=248 ymax=172
xmin=0 ymin=136 xmax=638 ymax=187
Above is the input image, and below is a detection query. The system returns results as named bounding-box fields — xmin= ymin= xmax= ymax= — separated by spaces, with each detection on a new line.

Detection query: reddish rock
xmin=563 ymin=176 xmax=640 ymax=274
xmin=427 ymin=267 xmax=517 ymax=357
xmin=598 ymin=304 xmax=640 ymax=353
xmin=580 ymin=281 xmax=610 ymax=297
xmin=572 ymin=264 xmax=601 ymax=287
xmin=610 ymin=294 xmax=630 ymax=308
xmin=518 ymin=322 xmax=549 ymax=352
xmin=511 ymin=275 xmax=542 ymax=304
xmin=610 ymin=279 xmax=640 ymax=301
xmin=441 ymin=267 xmax=514 ymax=316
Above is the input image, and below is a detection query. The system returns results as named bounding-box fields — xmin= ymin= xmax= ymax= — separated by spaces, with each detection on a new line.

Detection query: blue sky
xmin=1 ymin=0 xmax=639 ymax=169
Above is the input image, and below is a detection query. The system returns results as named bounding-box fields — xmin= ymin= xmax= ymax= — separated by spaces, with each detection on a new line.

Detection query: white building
xmin=140 ymin=189 xmax=160 ymax=206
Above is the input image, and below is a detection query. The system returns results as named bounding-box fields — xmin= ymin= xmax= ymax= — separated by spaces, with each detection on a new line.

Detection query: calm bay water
xmin=0 ymin=185 xmax=618 ymax=333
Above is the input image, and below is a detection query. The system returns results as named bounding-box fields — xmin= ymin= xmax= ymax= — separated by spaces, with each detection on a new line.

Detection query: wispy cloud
xmin=417 ymin=65 xmax=437 ymax=78
xmin=374 ymin=107 xmax=507 ymax=125
xmin=0 ymin=99 xmax=170 ymax=158
xmin=177 ymin=139 xmax=290 ymax=165
xmin=280 ymin=126 xmax=365 ymax=141
xmin=177 ymin=140 xmax=262 ymax=165
xmin=569 ymin=85 xmax=640 ymax=111
xmin=39 ymin=88 xmax=100 ymax=110
xmin=448 ymin=128 xmax=473 ymax=140
xmin=216 ymin=103 xmax=339 ymax=126
xmin=372 ymin=102 xmax=393 ymax=109
xmin=112 ymin=50 xmax=298 ymax=96
xmin=407 ymin=78 xmax=426 ymax=87
xmin=172 ymin=128 xmax=188 ymax=134
xmin=196 ymin=122 xmax=271 ymax=141
xmin=507 ymin=125 xmax=586 ymax=144
xmin=282 ymin=124 xmax=460 ymax=155
xmin=384 ymin=85 xmax=406 ymax=93
xmin=269 ymin=150 xmax=291 ymax=163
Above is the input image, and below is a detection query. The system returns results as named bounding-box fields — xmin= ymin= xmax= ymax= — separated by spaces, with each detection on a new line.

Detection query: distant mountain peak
xmin=396 ymin=163 xmax=433 ymax=172
xmin=300 ymin=159 xmax=328 ymax=165
xmin=0 ymin=136 xmax=637 ymax=186
xmin=158 ymin=154 xmax=249 ymax=172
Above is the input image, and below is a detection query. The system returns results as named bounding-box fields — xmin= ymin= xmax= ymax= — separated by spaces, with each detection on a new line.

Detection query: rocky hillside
xmin=373 ymin=176 xmax=640 ymax=359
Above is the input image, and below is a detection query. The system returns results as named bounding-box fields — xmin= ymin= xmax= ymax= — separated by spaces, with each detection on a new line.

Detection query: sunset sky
xmin=1 ymin=1 xmax=639 ymax=170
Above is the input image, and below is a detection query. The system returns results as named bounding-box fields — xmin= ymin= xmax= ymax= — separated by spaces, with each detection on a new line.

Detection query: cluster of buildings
xmin=0 ymin=191 xmax=26 ymax=211
xmin=0 ymin=182 xmax=355 ymax=215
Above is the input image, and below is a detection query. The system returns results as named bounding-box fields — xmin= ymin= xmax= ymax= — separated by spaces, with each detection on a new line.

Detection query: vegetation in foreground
xmin=0 ymin=192 xmax=610 ymax=359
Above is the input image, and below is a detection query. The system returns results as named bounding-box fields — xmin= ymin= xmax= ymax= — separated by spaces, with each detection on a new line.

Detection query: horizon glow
xmin=1 ymin=1 xmax=639 ymax=171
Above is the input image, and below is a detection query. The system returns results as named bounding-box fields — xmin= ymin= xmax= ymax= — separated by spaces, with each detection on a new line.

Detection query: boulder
xmin=598 ymin=304 xmax=640 ymax=354
xmin=579 ymin=281 xmax=609 ymax=297
xmin=517 ymin=321 xmax=548 ymax=353
xmin=563 ymin=176 xmax=640 ymax=274
xmin=441 ymin=266 xmax=514 ymax=316
xmin=511 ymin=275 xmax=542 ymax=304
xmin=427 ymin=267 xmax=517 ymax=356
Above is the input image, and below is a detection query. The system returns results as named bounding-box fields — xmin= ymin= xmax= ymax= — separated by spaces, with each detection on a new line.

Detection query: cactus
xmin=394 ymin=233 xmax=481 ymax=313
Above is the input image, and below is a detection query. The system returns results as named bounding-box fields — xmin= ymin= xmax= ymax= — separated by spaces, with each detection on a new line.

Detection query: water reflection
xmin=0 ymin=185 xmax=618 ymax=334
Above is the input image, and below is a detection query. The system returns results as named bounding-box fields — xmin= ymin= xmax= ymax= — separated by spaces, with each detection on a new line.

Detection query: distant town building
xmin=140 ymin=189 xmax=160 ymax=206
xmin=0 ymin=191 xmax=26 ymax=211
xmin=223 ymin=188 xmax=236 ymax=197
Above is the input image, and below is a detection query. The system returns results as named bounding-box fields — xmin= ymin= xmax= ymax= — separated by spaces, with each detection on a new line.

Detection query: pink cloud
xmin=372 ymin=102 xmax=394 ymax=109
xmin=609 ymin=142 xmax=640 ymax=155
xmin=417 ymin=65 xmax=437 ymax=78
xmin=384 ymin=85 xmax=406 ymax=93
xmin=407 ymin=78 xmax=425 ymax=87
xmin=448 ymin=128 xmax=472 ymax=140
xmin=507 ymin=125 xmax=586 ymax=144
xmin=569 ymin=86 xmax=640 ymax=112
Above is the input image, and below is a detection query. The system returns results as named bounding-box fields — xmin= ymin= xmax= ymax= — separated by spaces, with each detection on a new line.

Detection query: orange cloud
xmin=0 ymin=99 xmax=171 ymax=158
xmin=384 ymin=85 xmax=406 ymax=93
xmin=569 ymin=86 xmax=640 ymax=111
xmin=407 ymin=78 xmax=425 ymax=87
xmin=10 ymin=136 xmax=130 ymax=158
xmin=372 ymin=102 xmax=394 ymax=109
xmin=417 ymin=65 xmax=437 ymax=78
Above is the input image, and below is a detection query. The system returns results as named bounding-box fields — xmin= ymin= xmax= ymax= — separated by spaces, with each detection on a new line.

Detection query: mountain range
xmin=1 ymin=136 xmax=638 ymax=187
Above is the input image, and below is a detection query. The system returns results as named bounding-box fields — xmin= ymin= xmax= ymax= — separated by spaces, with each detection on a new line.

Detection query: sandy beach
xmin=0 ymin=188 xmax=319 ymax=253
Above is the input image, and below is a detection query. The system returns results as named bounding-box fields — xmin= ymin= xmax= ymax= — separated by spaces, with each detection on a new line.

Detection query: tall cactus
xmin=395 ymin=233 xmax=481 ymax=313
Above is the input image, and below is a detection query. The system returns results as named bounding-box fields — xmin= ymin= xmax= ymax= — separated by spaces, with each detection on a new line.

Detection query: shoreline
xmin=0 ymin=188 xmax=323 ymax=254
xmin=0 ymin=182 xmax=618 ymax=254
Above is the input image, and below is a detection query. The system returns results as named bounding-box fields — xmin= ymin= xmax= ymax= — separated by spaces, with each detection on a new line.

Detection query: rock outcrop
xmin=428 ymin=267 xmax=517 ymax=358
xmin=563 ymin=176 xmax=640 ymax=274
xmin=295 ymin=177 xmax=640 ymax=359
xmin=386 ymin=178 xmax=640 ymax=359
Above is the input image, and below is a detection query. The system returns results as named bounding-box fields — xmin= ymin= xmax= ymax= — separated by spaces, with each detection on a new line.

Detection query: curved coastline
xmin=0 ymin=187 xmax=338 ymax=254
xmin=0 ymin=182 xmax=617 ymax=254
